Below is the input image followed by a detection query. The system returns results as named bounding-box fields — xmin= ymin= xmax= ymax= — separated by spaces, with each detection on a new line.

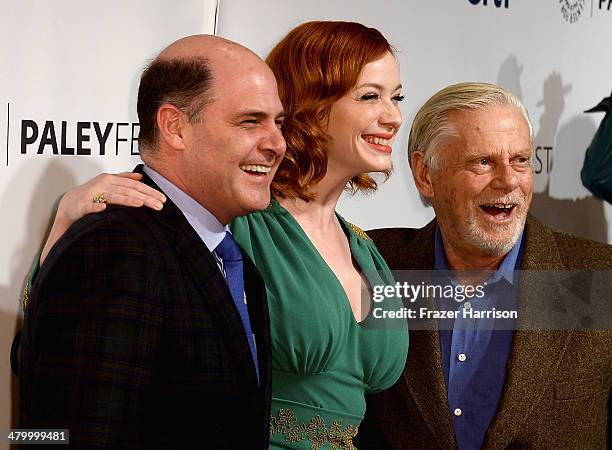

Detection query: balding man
xmin=359 ymin=83 xmax=612 ymax=449
xmin=18 ymin=35 xmax=286 ymax=448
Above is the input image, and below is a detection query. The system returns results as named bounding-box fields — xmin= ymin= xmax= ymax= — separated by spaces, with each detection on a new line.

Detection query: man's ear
xmin=156 ymin=103 xmax=188 ymax=151
xmin=411 ymin=151 xmax=435 ymax=199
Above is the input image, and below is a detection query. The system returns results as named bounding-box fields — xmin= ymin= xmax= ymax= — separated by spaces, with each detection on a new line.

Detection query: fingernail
xmin=155 ymin=202 xmax=163 ymax=210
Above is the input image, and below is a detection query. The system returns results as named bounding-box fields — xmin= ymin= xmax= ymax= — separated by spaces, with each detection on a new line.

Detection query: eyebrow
xmin=354 ymin=82 xmax=403 ymax=92
xmin=463 ymin=147 xmax=533 ymax=158
xmin=235 ymin=110 xmax=286 ymax=120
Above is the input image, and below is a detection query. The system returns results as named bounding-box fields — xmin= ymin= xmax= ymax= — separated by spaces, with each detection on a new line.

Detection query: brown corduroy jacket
xmin=358 ymin=215 xmax=612 ymax=450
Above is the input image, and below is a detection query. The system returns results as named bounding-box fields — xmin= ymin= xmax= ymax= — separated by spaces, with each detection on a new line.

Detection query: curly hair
xmin=266 ymin=21 xmax=394 ymax=200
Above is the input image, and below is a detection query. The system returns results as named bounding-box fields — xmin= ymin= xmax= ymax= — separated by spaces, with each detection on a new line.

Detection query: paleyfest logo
xmin=560 ymin=0 xmax=586 ymax=23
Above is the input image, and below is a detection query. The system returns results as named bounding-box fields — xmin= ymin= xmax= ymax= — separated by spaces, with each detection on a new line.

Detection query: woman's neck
xmin=277 ymin=172 xmax=350 ymax=233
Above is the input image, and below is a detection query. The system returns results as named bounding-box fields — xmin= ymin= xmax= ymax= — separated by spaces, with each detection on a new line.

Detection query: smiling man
xmin=18 ymin=35 xmax=286 ymax=448
xmin=414 ymin=101 xmax=533 ymax=271
xmin=359 ymin=82 xmax=612 ymax=449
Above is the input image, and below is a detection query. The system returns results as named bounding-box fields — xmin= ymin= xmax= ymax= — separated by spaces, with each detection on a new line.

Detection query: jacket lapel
xmin=482 ymin=215 xmax=575 ymax=448
xmin=243 ymin=252 xmax=272 ymax=390
xmin=402 ymin=220 xmax=458 ymax=449
xmin=406 ymin=325 xmax=457 ymax=449
xmin=135 ymin=166 xmax=260 ymax=387
xmin=243 ymin=254 xmax=272 ymax=437
xmin=173 ymin=223 xmax=261 ymax=386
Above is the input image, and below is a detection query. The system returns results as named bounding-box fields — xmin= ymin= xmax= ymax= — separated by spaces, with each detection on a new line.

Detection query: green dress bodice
xmin=232 ymin=200 xmax=408 ymax=449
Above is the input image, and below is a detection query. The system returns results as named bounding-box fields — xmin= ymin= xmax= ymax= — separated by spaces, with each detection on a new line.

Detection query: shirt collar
xmin=143 ymin=165 xmax=228 ymax=252
xmin=434 ymin=224 xmax=524 ymax=286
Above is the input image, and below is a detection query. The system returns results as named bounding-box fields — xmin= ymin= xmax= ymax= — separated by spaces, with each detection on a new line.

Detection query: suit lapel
xmin=173 ymin=224 xmax=260 ymax=386
xmin=243 ymin=253 xmax=272 ymax=390
xmin=406 ymin=322 xmax=457 ymax=449
xmin=243 ymin=253 xmax=272 ymax=437
xmin=483 ymin=215 xmax=574 ymax=448
xmin=400 ymin=221 xmax=457 ymax=449
xmin=135 ymin=166 xmax=260 ymax=387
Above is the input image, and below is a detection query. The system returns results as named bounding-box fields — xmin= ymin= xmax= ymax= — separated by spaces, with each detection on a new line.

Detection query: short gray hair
xmin=407 ymin=82 xmax=533 ymax=171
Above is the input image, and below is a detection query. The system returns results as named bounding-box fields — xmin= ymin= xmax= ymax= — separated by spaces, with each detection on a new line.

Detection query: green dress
xmin=231 ymin=199 xmax=408 ymax=449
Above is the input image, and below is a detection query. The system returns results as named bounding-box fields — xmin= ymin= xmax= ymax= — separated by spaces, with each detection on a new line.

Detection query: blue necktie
xmin=215 ymin=232 xmax=260 ymax=383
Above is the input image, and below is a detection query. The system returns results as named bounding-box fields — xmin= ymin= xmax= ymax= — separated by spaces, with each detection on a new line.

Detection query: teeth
xmin=363 ymin=135 xmax=391 ymax=146
xmin=483 ymin=203 xmax=515 ymax=209
xmin=239 ymin=164 xmax=271 ymax=173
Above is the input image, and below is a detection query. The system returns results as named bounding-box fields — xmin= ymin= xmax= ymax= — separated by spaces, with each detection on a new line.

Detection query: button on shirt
xmin=435 ymin=225 xmax=524 ymax=450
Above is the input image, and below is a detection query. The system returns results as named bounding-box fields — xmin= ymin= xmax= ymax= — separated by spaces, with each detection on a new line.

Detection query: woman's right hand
xmin=40 ymin=172 xmax=166 ymax=264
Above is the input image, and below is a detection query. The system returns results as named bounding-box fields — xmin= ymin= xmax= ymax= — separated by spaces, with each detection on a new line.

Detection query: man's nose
xmin=491 ymin=162 xmax=520 ymax=192
xmin=262 ymin=123 xmax=286 ymax=157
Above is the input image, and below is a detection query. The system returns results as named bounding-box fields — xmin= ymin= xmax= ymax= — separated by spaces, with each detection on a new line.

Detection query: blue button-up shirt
xmin=435 ymin=226 xmax=524 ymax=450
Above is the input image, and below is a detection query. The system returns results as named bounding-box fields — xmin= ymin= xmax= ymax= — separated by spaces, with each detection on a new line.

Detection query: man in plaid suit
xmin=18 ymin=35 xmax=286 ymax=448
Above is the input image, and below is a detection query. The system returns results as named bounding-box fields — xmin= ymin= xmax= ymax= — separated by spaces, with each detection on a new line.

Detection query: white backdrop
xmin=2 ymin=0 xmax=612 ymax=440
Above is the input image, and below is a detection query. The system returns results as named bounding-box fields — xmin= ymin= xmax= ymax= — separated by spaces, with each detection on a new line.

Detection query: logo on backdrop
xmin=467 ymin=0 xmax=510 ymax=8
xmin=19 ymin=119 xmax=140 ymax=157
xmin=533 ymin=146 xmax=554 ymax=175
xmin=558 ymin=1 xmax=612 ymax=24
xmin=559 ymin=0 xmax=586 ymax=23
xmin=596 ymin=0 xmax=612 ymax=11
xmin=3 ymin=103 xmax=141 ymax=167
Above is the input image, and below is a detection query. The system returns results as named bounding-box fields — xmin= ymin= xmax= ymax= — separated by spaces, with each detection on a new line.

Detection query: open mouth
xmin=362 ymin=135 xmax=393 ymax=154
xmin=479 ymin=203 xmax=517 ymax=220
xmin=239 ymin=164 xmax=272 ymax=177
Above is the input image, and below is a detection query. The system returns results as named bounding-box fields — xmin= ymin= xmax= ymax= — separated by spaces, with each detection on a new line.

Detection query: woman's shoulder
xmin=343 ymin=219 xmax=374 ymax=242
xmin=230 ymin=200 xmax=305 ymax=264
xmin=231 ymin=201 xmax=288 ymax=241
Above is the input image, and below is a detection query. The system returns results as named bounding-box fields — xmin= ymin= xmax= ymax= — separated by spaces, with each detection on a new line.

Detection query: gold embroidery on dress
xmin=347 ymin=223 xmax=371 ymax=241
xmin=22 ymin=281 xmax=30 ymax=311
xmin=270 ymin=408 xmax=358 ymax=450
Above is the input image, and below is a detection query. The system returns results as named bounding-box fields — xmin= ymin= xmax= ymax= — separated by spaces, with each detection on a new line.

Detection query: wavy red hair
xmin=266 ymin=21 xmax=394 ymax=201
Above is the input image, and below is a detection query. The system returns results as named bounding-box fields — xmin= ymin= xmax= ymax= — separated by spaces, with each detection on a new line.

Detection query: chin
xmin=245 ymin=192 xmax=272 ymax=213
xmin=466 ymin=219 xmax=524 ymax=257
xmin=362 ymin=159 xmax=393 ymax=174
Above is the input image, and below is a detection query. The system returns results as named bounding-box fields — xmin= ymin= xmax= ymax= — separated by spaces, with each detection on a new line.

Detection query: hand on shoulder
xmin=40 ymin=172 xmax=166 ymax=263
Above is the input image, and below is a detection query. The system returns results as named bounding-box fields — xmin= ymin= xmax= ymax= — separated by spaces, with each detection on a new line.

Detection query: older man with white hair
xmin=359 ymin=82 xmax=612 ymax=450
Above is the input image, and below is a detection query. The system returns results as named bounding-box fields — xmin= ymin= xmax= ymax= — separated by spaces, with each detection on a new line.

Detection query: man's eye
xmin=479 ymin=158 xmax=490 ymax=166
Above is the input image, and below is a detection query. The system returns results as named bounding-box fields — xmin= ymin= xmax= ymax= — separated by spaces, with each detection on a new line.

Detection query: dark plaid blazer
xmin=18 ymin=166 xmax=272 ymax=449
xmin=358 ymin=215 xmax=612 ymax=450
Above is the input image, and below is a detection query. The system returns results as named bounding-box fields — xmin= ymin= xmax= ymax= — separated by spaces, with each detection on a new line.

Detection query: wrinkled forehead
xmin=431 ymin=108 xmax=530 ymax=165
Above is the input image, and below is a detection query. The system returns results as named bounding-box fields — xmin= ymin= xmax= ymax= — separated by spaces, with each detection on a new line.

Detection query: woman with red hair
xmin=28 ymin=22 xmax=408 ymax=449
